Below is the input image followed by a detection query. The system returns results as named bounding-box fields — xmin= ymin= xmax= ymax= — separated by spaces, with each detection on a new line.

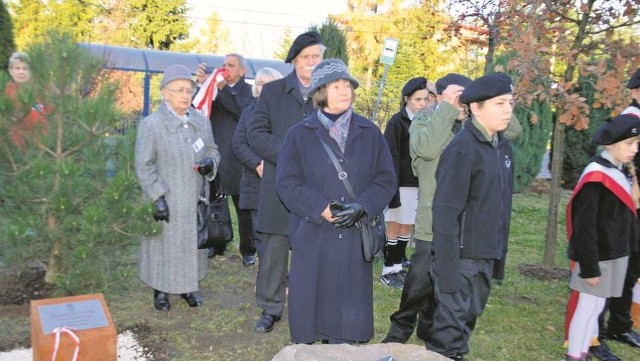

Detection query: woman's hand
xmin=321 ymin=204 xmax=336 ymax=223
xmin=256 ymin=160 xmax=264 ymax=178
xmin=584 ymin=277 xmax=600 ymax=287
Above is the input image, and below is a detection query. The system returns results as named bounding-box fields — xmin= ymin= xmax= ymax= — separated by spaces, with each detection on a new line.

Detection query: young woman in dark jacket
xmin=564 ymin=114 xmax=640 ymax=361
xmin=381 ymin=77 xmax=429 ymax=289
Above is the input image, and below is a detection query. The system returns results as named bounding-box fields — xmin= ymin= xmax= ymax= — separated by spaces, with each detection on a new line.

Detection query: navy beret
xmin=435 ymin=73 xmax=472 ymax=95
xmin=593 ymin=114 xmax=640 ymax=145
xmin=627 ymin=68 xmax=640 ymax=89
xmin=285 ymin=31 xmax=323 ymax=64
xmin=401 ymin=77 xmax=427 ymax=97
xmin=460 ymin=73 xmax=513 ymax=104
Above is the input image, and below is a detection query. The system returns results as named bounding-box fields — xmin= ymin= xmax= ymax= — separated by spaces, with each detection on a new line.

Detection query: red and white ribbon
xmin=192 ymin=68 xmax=227 ymax=118
xmin=51 ymin=326 xmax=80 ymax=361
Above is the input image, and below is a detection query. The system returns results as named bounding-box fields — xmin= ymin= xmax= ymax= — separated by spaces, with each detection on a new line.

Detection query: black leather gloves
xmin=195 ymin=157 xmax=214 ymax=175
xmin=330 ymin=201 xmax=365 ymax=228
xmin=153 ymin=196 xmax=169 ymax=222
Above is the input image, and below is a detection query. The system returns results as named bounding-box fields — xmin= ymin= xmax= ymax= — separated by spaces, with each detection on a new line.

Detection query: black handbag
xmin=319 ymin=139 xmax=386 ymax=262
xmin=197 ymin=176 xmax=233 ymax=249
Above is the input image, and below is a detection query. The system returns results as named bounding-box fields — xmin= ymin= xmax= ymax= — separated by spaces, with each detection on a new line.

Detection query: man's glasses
xmin=166 ymin=88 xmax=195 ymax=96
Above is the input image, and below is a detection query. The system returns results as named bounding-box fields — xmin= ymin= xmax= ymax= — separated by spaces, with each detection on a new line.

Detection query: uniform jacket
xmin=209 ymin=79 xmax=253 ymax=195
xmin=431 ymin=119 xmax=514 ymax=293
xmin=232 ymin=101 xmax=261 ymax=210
xmin=276 ymin=110 xmax=396 ymax=343
xmin=135 ymin=102 xmax=220 ymax=294
xmin=247 ymin=71 xmax=316 ymax=235
xmin=409 ymin=102 xmax=521 ymax=242
xmin=566 ymin=155 xmax=638 ymax=278
xmin=383 ymin=106 xmax=418 ymax=208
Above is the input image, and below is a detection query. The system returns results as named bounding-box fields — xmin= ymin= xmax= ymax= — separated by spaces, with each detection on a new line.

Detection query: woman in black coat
xmin=232 ymin=67 xmax=283 ymax=258
xmin=276 ymin=59 xmax=396 ymax=344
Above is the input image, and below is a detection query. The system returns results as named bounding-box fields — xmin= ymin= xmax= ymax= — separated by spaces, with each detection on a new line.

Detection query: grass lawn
xmin=2 ymin=190 xmax=640 ymax=360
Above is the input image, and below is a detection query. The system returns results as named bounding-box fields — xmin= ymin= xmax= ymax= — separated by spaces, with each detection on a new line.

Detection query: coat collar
xmin=304 ymin=110 xmax=375 ymax=153
xmin=284 ymin=71 xmax=305 ymax=106
xmin=157 ymin=102 xmax=195 ymax=134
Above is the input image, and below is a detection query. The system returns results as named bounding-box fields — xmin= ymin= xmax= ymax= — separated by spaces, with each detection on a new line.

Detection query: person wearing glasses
xmin=135 ymin=64 xmax=220 ymax=311
xmin=196 ymin=54 xmax=255 ymax=263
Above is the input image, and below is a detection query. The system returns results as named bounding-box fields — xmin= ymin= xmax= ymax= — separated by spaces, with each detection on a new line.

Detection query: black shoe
xmin=381 ymin=272 xmax=403 ymax=289
xmin=255 ymin=312 xmax=281 ymax=333
xmin=207 ymin=246 xmax=226 ymax=258
xmin=153 ymin=290 xmax=170 ymax=311
xmin=607 ymin=329 xmax=640 ymax=348
xmin=180 ymin=292 xmax=203 ymax=307
xmin=381 ymin=334 xmax=406 ymax=344
xmin=242 ymin=255 xmax=256 ymax=266
xmin=589 ymin=341 xmax=621 ymax=361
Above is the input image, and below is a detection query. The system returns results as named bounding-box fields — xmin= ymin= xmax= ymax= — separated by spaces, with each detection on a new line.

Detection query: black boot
xmin=153 ymin=290 xmax=170 ymax=311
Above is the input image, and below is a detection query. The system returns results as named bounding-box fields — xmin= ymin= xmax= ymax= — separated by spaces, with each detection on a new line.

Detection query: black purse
xmin=197 ymin=176 xmax=233 ymax=249
xmin=319 ymin=139 xmax=386 ymax=262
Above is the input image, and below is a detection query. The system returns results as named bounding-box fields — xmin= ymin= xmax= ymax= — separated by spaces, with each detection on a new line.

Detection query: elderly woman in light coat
xmin=135 ymin=64 xmax=220 ymax=311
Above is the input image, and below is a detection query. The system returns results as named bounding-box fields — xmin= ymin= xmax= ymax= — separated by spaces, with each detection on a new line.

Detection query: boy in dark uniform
xmin=427 ymin=73 xmax=515 ymax=360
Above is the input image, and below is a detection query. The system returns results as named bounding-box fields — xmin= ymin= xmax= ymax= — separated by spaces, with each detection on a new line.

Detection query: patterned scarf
xmin=317 ymin=107 xmax=353 ymax=152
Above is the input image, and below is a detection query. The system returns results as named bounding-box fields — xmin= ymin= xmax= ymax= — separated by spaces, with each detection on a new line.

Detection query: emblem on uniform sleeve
xmin=504 ymin=155 xmax=512 ymax=169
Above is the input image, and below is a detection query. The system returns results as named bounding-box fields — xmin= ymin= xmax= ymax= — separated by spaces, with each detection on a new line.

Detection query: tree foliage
xmin=0 ymin=0 xmax=15 ymax=71
xmin=0 ymin=32 xmax=155 ymax=293
xmin=502 ymin=0 xmax=640 ymax=267
xmin=309 ymin=19 xmax=349 ymax=65
xmin=191 ymin=11 xmax=231 ymax=55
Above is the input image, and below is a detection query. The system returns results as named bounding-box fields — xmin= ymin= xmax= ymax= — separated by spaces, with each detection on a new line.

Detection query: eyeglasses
xmin=166 ymin=88 xmax=195 ymax=96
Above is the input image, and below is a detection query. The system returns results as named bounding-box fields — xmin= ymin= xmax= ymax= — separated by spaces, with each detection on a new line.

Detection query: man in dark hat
xmin=247 ymin=30 xmax=324 ymax=333
xmin=381 ymin=73 xmax=521 ymax=345
xmin=426 ymin=73 xmax=515 ymax=360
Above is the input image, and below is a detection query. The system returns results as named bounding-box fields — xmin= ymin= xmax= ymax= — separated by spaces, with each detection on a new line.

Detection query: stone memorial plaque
xmin=38 ymin=299 xmax=109 ymax=334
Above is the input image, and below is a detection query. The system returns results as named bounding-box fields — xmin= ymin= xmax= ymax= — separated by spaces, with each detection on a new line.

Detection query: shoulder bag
xmin=197 ymin=176 xmax=233 ymax=249
xmin=318 ymin=139 xmax=386 ymax=262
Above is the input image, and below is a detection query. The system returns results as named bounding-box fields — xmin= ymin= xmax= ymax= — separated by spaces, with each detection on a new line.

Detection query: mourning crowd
xmin=6 ymin=31 xmax=640 ymax=361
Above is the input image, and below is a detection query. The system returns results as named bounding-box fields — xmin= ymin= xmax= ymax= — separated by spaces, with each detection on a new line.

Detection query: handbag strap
xmin=319 ymin=139 xmax=356 ymax=200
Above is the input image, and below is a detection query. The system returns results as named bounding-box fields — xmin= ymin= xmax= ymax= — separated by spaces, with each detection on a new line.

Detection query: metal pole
xmin=371 ymin=64 xmax=389 ymax=123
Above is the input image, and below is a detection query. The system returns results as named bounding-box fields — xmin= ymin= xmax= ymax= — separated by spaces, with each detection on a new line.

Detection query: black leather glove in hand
xmin=195 ymin=157 xmax=214 ymax=175
xmin=329 ymin=200 xmax=348 ymax=217
xmin=331 ymin=201 xmax=365 ymax=228
xmin=153 ymin=196 xmax=169 ymax=222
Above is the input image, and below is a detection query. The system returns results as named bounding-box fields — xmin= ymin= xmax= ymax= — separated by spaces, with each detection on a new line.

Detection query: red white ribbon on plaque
xmin=51 ymin=326 xmax=80 ymax=361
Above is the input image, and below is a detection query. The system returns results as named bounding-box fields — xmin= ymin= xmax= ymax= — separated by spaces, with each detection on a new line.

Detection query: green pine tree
xmin=0 ymin=31 xmax=156 ymax=294
xmin=0 ymin=0 xmax=15 ymax=71
xmin=492 ymin=52 xmax=553 ymax=192
xmin=309 ymin=19 xmax=349 ymax=65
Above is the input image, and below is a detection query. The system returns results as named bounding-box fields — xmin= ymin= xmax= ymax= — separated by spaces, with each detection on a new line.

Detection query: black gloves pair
xmin=153 ymin=196 xmax=169 ymax=223
xmin=329 ymin=201 xmax=364 ymax=228
xmin=195 ymin=157 xmax=215 ymax=175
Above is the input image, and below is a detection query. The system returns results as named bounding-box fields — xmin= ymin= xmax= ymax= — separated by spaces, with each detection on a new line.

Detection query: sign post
xmin=371 ymin=38 xmax=399 ymax=123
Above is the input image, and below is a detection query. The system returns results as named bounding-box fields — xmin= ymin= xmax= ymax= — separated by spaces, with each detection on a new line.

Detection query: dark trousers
xmin=599 ymin=252 xmax=640 ymax=337
xmin=227 ymin=194 xmax=256 ymax=256
xmin=428 ymin=259 xmax=494 ymax=358
xmin=255 ymin=233 xmax=290 ymax=317
xmin=387 ymin=239 xmax=436 ymax=342
xmin=251 ymin=210 xmax=264 ymax=257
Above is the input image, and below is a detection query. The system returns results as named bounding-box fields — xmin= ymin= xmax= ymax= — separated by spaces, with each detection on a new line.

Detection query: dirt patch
xmin=0 ymin=261 xmax=55 ymax=306
xmin=518 ymin=263 xmax=570 ymax=281
xmin=122 ymin=322 xmax=170 ymax=361
xmin=526 ymin=179 xmax=552 ymax=195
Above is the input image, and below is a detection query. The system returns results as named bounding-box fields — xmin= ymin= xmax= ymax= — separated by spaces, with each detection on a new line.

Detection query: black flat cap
xmin=285 ymin=31 xmax=323 ymax=63
xmin=435 ymin=73 xmax=472 ymax=95
xmin=593 ymin=114 xmax=640 ymax=145
xmin=460 ymin=73 xmax=513 ymax=104
xmin=401 ymin=77 xmax=428 ymax=97
xmin=627 ymin=68 xmax=640 ymax=89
